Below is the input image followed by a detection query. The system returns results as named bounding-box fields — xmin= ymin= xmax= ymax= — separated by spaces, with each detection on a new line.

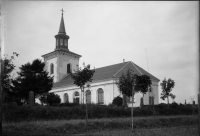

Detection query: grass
xmin=2 ymin=115 xmax=198 ymax=136
xmin=90 ymin=125 xmax=198 ymax=136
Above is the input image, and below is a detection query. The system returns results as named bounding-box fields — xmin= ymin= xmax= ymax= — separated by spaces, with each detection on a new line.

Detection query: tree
xmin=39 ymin=92 xmax=61 ymax=106
xmin=116 ymin=69 xmax=152 ymax=130
xmin=1 ymin=52 xmax=20 ymax=103
xmin=135 ymin=74 xmax=152 ymax=97
xmin=169 ymin=93 xmax=176 ymax=103
xmin=112 ymin=96 xmax=123 ymax=107
xmin=160 ymin=78 xmax=175 ymax=108
xmin=70 ymin=64 xmax=95 ymax=131
xmin=11 ymin=59 xmax=53 ymax=104
xmin=116 ymin=69 xmax=152 ymax=105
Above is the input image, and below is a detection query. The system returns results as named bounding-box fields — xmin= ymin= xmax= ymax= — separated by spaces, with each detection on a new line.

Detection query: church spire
xmin=58 ymin=8 xmax=66 ymax=34
xmin=55 ymin=8 xmax=70 ymax=51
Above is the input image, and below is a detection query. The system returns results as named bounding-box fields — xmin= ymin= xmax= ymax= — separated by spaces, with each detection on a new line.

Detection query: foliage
xmin=70 ymin=64 xmax=95 ymax=93
xmin=1 ymin=52 xmax=21 ymax=103
xmin=2 ymin=103 xmax=198 ymax=122
xmin=116 ymin=69 xmax=152 ymax=97
xmin=11 ymin=59 xmax=54 ymax=104
xmin=112 ymin=96 xmax=123 ymax=107
xmin=116 ymin=69 xmax=137 ymax=97
xmin=160 ymin=78 xmax=175 ymax=107
xmin=39 ymin=92 xmax=61 ymax=106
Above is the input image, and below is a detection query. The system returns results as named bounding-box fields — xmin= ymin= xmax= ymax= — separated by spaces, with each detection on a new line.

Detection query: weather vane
xmin=61 ymin=8 xmax=64 ymax=15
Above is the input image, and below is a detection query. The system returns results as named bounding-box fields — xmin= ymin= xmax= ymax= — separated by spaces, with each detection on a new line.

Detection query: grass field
xmin=3 ymin=115 xmax=198 ymax=136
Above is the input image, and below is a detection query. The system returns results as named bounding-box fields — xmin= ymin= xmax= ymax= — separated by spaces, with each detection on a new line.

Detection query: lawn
xmin=2 ymin=115 xmax=198 ymax=136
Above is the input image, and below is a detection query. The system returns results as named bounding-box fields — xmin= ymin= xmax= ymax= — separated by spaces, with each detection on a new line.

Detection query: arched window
xmin=60 ymin=39 xmax=63 ymax=45
xmin=63 ymin=93 xmax=69 ymax=103
xmin=64 ymin=39 xmax=67 ymax=47
xmin=86 ymin=90 xmax=91 ymax=104
xmin=97 ymin=88 xmax=104 ymax=104
xmin=149 ymin=87 xmax=152 ymax=92
xmin=56 ymin=39 xmax=58 ymax=46
xmin=67 ymin=64 xmax=71 ymax=74
xmin=50 ymin=63 xmax=54 ymax=74
xmin=73 ymin=91 xmax=79 ymax=104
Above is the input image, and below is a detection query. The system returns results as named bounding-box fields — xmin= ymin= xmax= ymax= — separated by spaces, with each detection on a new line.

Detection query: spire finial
xmin=61 ymin=8 xmax=64 ymax=16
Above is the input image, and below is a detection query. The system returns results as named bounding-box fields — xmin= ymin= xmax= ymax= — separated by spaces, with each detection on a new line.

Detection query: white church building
xmin=41 ymin=12 xmax=160 ymax=107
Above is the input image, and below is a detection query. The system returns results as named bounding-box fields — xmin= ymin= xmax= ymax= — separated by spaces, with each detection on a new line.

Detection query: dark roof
xmin=53 ymin=61 xmax=160 ymax=89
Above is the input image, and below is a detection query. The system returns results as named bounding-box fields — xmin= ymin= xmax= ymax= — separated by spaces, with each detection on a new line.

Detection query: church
xmin=41 ymin=12 xmax=160 ymax=107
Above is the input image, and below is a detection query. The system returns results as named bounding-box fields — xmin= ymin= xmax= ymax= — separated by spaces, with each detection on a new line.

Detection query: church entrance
xmin=73 ymin=91 xmax=80 ymax=104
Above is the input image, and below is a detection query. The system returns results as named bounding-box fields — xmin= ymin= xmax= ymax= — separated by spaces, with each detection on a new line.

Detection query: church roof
xmin=53 ymin=61 xmax=160 ymax=89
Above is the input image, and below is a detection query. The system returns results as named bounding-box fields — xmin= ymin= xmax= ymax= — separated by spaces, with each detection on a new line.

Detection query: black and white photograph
xmin=0 ymin=1 xmax=199 ymax=135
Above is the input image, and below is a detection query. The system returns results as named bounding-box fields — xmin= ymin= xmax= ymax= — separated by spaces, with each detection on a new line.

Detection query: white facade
xmin=51 ymin=78 xmax=159 ymax=107
xmin=43 ymin=51 xmax=80 ymax=82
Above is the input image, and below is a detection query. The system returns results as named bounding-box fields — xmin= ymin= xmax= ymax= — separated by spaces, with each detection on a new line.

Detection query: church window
xmin=149 ymin=96 xmax=154 ymax=105
xmin=86 ymin=90 xmax=91 ymax=104
xmin=64 ymin=39 xmax=67 ymax=46
xmin=60 ymin=39 xmax=63 ymax=45
xmin=64 ymin=93 xmax=69 ymax=103
xmin=149 ymin=87 xmax=152 ymax=92
xmin=74 ymin=91 xmax=80 ymax=104
xmin=56 ymin=39 xmax=58 ymax=46
xmin=67 ymin=64 xmax=71 ymax=74
xmin=50 ymin=63 xmax=54 ymax=74
xmin=97 ymin=88 xmax=104 ymax=104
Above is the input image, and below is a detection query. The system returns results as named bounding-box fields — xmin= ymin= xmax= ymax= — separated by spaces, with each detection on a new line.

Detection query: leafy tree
xmin=70 ymin=64 xmax=95 ymax=104
xmin=1 ymin=52 xmax=20 ymax=103
xmin=169 ymin=93 xmax=176 ymax=103
xmin=11 ymin=59 xmax=53 ymax=104
xmin=39 ymin=92 xmax=61 ymax=106
xmin=112 ymin=96 xmax=123 ymax=107
xmin=116 ymin=69 xmax=152 ymax=103
xmin=116 ymin=69 xmax=152 ymax=130
xmin=135 ymin=74 xmax=152 ymax=97
xmin=160 ymin=78 xmax=175 ymax=108
xmin=70 ymin=64 xmax=95 ymax=129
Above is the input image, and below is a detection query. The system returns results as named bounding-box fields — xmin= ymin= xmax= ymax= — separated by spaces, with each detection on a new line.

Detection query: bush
xmin=40 ymin=93 xmax=61 ymax=106
xmin=2 ymin=102 xmax=198 ymax=122
xmin=112 ymin=96 xmax=123 ymax=107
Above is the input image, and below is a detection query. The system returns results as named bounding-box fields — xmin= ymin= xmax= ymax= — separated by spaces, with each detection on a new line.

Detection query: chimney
xmin=123 ymin=59 xmax=125 ymax=63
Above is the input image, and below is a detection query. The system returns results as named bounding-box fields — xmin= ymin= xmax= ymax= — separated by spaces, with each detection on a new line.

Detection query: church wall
xmin=58 ymin=54 xmax=79 ymax=81
xmin=45 ymin=57 xmax=58 ymax=82
xmin=143 ymin=80 xmax=159 ymax=105
xmin=51 ymin=78 xmax=160 ymax=107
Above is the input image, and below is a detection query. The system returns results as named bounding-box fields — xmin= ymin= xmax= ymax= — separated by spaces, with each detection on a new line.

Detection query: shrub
xmin=112 ymin=96 xmax=123 ymax=107
xmin=40 ymin=93 xmax=61 ymax=106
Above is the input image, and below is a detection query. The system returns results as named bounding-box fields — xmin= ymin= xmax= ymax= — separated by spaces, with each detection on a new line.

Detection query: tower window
xmin=60 ymin=39 xmax=63 ymax=45
xmin=50 ymin=63 xmax=54 ymax=74
xmin=64 ymin=39 xmax=67 ymax=47
xmin=67 ymin=64 xmax=71 ymax=74
xmin=56 ymin=39 xmax=58 ymax=46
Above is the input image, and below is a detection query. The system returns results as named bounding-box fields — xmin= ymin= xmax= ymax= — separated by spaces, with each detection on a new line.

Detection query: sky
xmin=2 ymin=1 xmax=199 ymax=104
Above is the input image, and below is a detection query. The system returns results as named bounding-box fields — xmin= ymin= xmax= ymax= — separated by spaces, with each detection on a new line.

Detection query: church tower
xmin=42 ymin=9 xmax=81 ymax=82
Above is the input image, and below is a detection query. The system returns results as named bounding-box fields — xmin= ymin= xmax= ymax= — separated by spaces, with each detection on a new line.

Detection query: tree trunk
xmin=85 ymin=93 xmax=88 ymax=133
xmin=167 ymin=96 xmax=169 ymax=109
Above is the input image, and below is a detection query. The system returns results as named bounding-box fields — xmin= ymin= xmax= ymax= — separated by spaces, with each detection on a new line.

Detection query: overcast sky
xmin=2 ymin=1 xmax=199 ymax=104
